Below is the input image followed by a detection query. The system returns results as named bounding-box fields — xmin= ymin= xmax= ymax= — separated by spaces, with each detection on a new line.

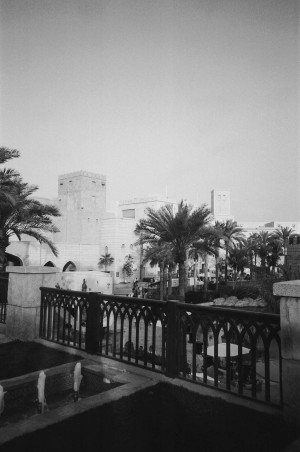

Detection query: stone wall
xmin=274 ymin=280 xmax=300 ymax=427
xmin=286 ymin=235 xmax=300 ymax=280
xmin=5 ymin=266 xmax=60 ymax=341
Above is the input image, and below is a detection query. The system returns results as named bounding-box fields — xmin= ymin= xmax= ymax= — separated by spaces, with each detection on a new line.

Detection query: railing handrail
xmin=40 ymin=286 xmax=280 ymax=324
xmin=176 ymin=302 xmax=280 ymax=323
xmin=40 ymin=287 xmax=168 ymax=308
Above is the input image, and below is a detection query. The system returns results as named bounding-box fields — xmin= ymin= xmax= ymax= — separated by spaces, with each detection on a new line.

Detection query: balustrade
xmin=40 ymin=288 xmax=282 ymax=406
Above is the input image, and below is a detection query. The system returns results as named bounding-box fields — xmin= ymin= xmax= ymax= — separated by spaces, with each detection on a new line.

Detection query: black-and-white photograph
xmin=0 ymin=0 xmax=299 ymax=450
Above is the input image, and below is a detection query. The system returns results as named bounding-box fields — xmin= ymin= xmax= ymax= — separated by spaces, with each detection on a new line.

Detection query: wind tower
xmin=211 ymin=189 xmax=231 ymax=222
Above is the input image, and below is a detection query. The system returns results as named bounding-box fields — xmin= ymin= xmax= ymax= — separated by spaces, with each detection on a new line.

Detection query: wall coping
xmin=6 ymin=266 xmax=61 ymax=274
xmin=273 ymin=280 xmax=300 ymax=298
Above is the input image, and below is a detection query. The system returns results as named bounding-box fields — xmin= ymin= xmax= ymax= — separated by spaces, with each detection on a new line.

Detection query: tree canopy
xmin=136 ymin=200 xmax=212 ymax=301
xmin=98 ymin=252 xmax=114 ymax=271
xmin=0 ymin=147 xmax=60 ymax=271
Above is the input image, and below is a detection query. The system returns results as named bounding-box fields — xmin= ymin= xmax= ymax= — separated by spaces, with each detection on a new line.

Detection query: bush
xmin=258 ymin=277 xmax=282 ymax=314
xmin=234 ymin=285 xmax=260 ymax=300
xmin=185 ymin=291 xmax=209 ymax=304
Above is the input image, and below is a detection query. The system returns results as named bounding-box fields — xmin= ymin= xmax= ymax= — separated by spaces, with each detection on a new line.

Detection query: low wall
xmin=5 ymin=266 xmax=60 ymax=341
xmin=274 ymin=280 xmax=300 ymax=428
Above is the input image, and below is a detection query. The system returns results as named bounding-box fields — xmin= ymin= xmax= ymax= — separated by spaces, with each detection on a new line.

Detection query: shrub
xmin=234 ymin=286 xmax=260 ymax=300
xmin=185 ymin=291 xmax=210 ymax=304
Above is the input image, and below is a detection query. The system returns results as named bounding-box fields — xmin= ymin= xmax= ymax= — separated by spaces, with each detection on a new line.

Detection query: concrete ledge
xmin=0 ymin=357 xmax=154 ymax=447
xmin=273 ymin=281 xmax=300 ymax=298
xmin=282 ymin=359 xmax=300 ymax=427
xmin=6 ymin=266 xmax=60 ymax=274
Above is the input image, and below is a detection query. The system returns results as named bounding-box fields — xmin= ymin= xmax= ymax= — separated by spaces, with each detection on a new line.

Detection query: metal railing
xmin=40 ymin=288 xmax=282 ymax=406
xmin=0 ymin=273 xmax=8 ymax=324
xmin=177 ymin=303 xmax=282 ymax=406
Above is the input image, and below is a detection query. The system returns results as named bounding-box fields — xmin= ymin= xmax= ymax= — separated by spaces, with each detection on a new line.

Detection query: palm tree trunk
xmin=163 ymin=265 xmax=168 ymax=299
xmin=0 ymin=232 xmax=8 ymax=272
xmin=185 ymin=263 xmax=189 ymax=292
xmin=225 ymin=248 xmax=228 ymax=284
xmin=250 ymin=253 xmax=253 ymax=279
xmin=233 ymin=269 xmax=237 ymax=290
xmin=159 ymin=263 xmax=164 ymax=300
xmin=139 ymin=244 xmax=144 ymax=280
xmin=193 ymin=259 xmax=198 ymax=291
xmin=215 ymin=254 xmax=219 ymax=292
xmin=167 ymin=265 xmax=173 ymax=299
xmin=178 ymin=261 xmax=185 ymax=302
xmin=204 ymin=253 xmax=208 ymax=297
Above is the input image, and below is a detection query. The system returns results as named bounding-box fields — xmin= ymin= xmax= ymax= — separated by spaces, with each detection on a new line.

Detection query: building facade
xmin=211 ymin=189 xmax=232 ymax=222
xmin=6 ymin=172 xmax=300 ymax=282
xmin=6 ymin=171 xmax=177 ymax=283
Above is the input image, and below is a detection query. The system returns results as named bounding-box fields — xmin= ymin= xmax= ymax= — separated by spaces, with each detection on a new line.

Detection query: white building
xmin=6 ymin=173 xmax=300 ymax=282
xmin=211 ymin=189 xmax=232 ymax=222
xmin=6 ymin=171 xmax=177 ymax=283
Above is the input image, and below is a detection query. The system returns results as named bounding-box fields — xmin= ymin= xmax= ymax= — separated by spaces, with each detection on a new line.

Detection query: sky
xmin=0 ymin=0 xmax=299 ymax=221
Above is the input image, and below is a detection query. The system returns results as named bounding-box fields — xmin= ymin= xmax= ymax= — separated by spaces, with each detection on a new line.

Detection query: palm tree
xmin=0 ymin=180 xmax=60 ymax=271
xmin=228 ymin=243 xmax=249 ymax=286
xmin=266 ymin=238 xmax=283 ymax=275
xmin=122 ymin=255 xmax=134 ymax=282
xmin=246 ymin=233 xmax=260 ymax=279
xmin=0 ymin=151 xmax=60 ymax=271
xmin=273 ymin=226 xmax=294 ymax=266
xmin=217 ymin=220 xmax=245 ymax=284
xmin=98 ymin=252 xmax=114 ymax=271
xmin=189 ymin=248 xmax=201 ymax=291
xmin=0 ymin=147 xmax=20 ymax=165
xmin=136 ymin=201 xmax=212 ymax=301
xmin=211 ymin=221 xmax=225 ymax=291
xmin=189 ymin=227 xmax=219 ymax=296
xmin=142 ymin=242 xmax=175 ymax=300
xmin=256 ymin=231 xmax=272 ymax=272
xmin=0 ymin=147 xmax=20 ymax=208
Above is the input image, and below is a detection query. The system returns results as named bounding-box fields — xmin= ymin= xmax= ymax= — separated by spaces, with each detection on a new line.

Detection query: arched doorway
xmin=63 ymin=261 xmax=77 ymax=272
xmin=5 ymin=253 xmax=23 ymax=267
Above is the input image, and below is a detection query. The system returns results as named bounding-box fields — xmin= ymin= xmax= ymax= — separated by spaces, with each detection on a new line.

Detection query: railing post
xmin=85 ymin=292 xmax=101 ymax=354
xmin=274 ymin=280 xmax=300 ymax=427
xmin=165 ymin=300 xmax=180 ymax=378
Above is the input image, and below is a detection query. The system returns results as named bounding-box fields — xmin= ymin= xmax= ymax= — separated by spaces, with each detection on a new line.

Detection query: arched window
xmin=5 ymin=253 xmax=23 ymax=267
xmin=105 ymin=246 xmax=108 ymax=254
xmin=44 ymin=261 xmax=55 ymax=267
xmin=63 ymin=261 xmax=77 ymax=272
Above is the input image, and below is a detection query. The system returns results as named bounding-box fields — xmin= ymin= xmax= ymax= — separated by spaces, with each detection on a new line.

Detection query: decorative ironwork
xmin=40 ymin=288 xmax=282 ymax=406
xmin=178 ymin=303 xmax=282 ymax=406
xmin=94 ymin=294 xmax=167 ymax=372
xmin=40 ymin=288 xmax=88 ymax=349
xmin=0 ymin=273 xmax=8 ymax=324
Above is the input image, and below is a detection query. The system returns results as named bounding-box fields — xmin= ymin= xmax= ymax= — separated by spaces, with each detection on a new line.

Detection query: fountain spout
xmin=37 ymin=371 xmax=46 ymax=413
xmin=73 ymin=362 xmax=83 ymax=401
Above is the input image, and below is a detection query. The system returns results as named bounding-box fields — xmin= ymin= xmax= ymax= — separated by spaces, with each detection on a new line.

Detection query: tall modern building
xmin=211 ymin=189 xmax=231 ymax=222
